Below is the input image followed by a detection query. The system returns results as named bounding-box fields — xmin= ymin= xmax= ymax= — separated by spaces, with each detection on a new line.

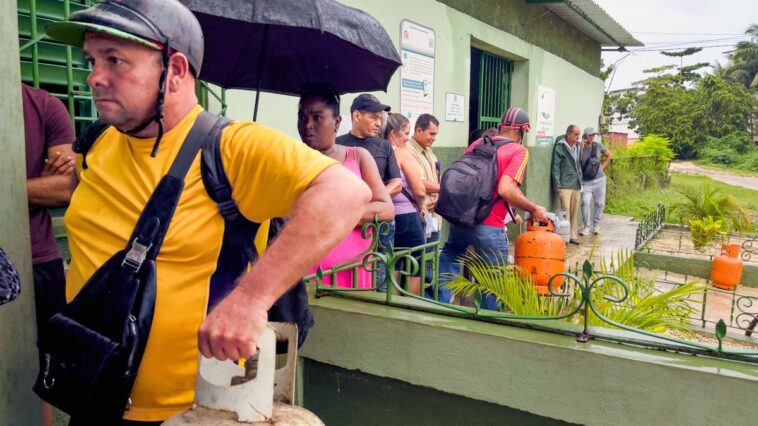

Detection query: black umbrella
xmin=181 ymin=0 xmax=402 ymax=120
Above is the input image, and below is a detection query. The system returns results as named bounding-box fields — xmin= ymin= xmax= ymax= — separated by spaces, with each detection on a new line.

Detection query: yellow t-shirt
xmin=64 ymin=106 xmax=335 ymax=421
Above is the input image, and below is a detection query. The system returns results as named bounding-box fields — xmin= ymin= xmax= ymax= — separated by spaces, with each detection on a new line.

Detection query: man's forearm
xmin=235 ymin=165 xmax=370 ymax=308
xmin=27 ymin=175 xmax=73 ymax=207
xmin=423 ymin=180 xmax=440 ymax=194
xmin=501 ymin=184 xmax=538 ymax=213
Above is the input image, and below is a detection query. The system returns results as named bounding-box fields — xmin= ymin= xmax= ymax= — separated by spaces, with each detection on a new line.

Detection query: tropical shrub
xmin=442 ymin=251 xmax=704 ymax=333
xmin=590 ymin=251 xmax=703 ymax=333
xmin=689 ymin=216 xmax=727 ymax=250
xmin=701 ymin=147 xmax=738 ymax=165
xmin=703 ymin=133 xmax=753 ymax=155
xmin=441 ymin=252 xmax=571 ymax=317
xmin=670 ymin=184 xmax=752 ymax=233
xmin=626 ymin=134 xmax=676 ymax=162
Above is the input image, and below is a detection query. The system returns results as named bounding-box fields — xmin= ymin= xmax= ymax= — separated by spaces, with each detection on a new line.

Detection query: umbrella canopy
xmin=181 ymin=0 xmax=402 ymax=96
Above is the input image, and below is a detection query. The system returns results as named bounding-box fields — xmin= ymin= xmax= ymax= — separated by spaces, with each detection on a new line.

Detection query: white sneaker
xmin=579 ymin=227 xmax=590 ymax=236
xmin=592 ymin=225 xmax=600 ymax=234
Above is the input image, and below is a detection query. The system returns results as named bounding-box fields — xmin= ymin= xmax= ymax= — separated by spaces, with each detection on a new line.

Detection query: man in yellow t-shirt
xmin=46 ymin=0 xmax=370 ymax=423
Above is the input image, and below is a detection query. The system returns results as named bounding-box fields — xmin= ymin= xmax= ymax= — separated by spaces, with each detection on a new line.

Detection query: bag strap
xmin=122 ymin=112 xmax=225 ymax=273
xmin=199 ymin=116 xmax=262 ymax=309
xmin=582 ymin=142 xmax=598 ymax=169
xmin=478 ymin=136 xmax=518 ymax=223
xmin=72 ymin=120 xmax=109 ymax=170
xmin=401 ymin=186 xmax=422 ymax=213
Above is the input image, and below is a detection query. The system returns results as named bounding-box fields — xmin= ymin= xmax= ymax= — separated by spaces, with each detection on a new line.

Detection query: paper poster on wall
xmin=400 ymin=20 xmax=435 ymax=127
xmin=445 ymin=93 xmax=465 ymax=122
xmin=536 ymin=85 xmax=556 ymax=147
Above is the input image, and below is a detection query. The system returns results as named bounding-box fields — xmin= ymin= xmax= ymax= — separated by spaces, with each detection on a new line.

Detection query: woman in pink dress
xmin=297 ymin=85 xmax=394 ymax=288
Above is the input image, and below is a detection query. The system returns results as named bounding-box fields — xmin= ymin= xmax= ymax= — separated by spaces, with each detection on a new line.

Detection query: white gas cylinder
xmin=163 ymin=323 xmax=323 ymax=426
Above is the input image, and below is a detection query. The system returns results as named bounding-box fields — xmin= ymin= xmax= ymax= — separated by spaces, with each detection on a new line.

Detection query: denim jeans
xmin=375 ymin=220 xmax=395 ymax=293
xmin=437 ymin=224 xmax=509 ymax=310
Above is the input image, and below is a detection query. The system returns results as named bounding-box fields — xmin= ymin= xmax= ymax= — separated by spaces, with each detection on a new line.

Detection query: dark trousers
xmin=33 ymin=258 xmax=66 ymax=350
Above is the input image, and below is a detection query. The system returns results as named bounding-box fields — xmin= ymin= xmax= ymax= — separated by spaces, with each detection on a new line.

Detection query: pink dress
xmin=309 ymin=147 xmax=373 ymax=288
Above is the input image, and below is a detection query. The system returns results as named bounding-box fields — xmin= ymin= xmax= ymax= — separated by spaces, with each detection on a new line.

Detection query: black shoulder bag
xmin=34 ymin=112 xmax=225 ymax=420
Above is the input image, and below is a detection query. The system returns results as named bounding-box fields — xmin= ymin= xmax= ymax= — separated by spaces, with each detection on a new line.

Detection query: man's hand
xmin=553 ymin=188 xmax=561 ymax=193
xmin=530 ymin=205 xmax=549 ymax=223
xmin=198 ymin=287 xmax=268 ymax=361
xmin=197 ymin=164 xmax=370 ymax=361
xmin=42 ymin=151 xmax=75 ymax=177
xmin=513 ymin=213 xmax=523 ymax=225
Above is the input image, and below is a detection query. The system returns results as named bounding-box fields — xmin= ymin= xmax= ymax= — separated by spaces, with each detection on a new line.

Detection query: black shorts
xmin=32 ymin=258 xmax=66 ymax=340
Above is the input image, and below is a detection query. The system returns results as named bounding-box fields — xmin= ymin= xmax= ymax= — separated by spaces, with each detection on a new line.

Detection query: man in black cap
xmin=337 ymin=94 xmax=402 ymax=291
xmin=337 ymin=93 xmax=402 ymax=196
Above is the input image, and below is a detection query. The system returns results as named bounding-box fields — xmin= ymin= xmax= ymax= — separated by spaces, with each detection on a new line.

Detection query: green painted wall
xmin=302 ymin=359 xmax=574 ymax=426
xmin=213 ymin=0 xmax=606 ymax=219
xmin=635 ymin=252 xmax=758 ymax=287
xmin=439 ymin=0 xmax=602 ymax=76
xmin=299 ymin=290 xmax=758 ymax=426
xmin=0 ymin=2 xmax=42 ymax=425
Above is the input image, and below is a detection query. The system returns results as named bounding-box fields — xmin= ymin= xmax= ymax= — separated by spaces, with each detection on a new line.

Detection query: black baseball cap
xmin=350 ymin=93 xmax=391 ymax=113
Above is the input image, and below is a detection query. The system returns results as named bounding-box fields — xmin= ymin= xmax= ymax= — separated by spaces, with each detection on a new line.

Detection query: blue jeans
xmin=422 ymin=231 xmax=440 ymax=300
xmin=437 ymin=224 xmax=509 ymax=310
xmin=375 ymin=220 xmax=395 ymax=293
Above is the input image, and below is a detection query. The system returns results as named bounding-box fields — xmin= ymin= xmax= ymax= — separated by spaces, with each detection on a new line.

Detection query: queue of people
xmin=13 ymin=0 xmax=598 ymax=423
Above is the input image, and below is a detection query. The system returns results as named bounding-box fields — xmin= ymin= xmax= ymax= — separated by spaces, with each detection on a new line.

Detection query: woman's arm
xmin=396 ymin=148 xmax=426 ymax=206
xmin=356 ymin=147 xmax=395 ymax=224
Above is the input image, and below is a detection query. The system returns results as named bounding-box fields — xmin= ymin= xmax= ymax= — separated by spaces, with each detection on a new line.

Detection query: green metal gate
xmin=18 ymin=0 xmax=97 ymax=135
xmin=17 ymin=0 xmax=226 ymax=136
xmin=477 ymin=51 xmax=513 ymax=129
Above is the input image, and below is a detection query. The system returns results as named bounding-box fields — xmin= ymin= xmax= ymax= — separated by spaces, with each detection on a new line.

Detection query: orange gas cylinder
xmin=711 ymin=244 xmax=743 ymax=290
xmin=515 ymin=220 xmax=566 ymax=295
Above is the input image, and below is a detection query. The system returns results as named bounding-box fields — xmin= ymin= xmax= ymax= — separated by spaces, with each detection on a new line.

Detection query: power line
xmin=638 ymin=35 xmax=749 ymax=48
xmin=629 ymin=44 xmax=740 ymax=52
xmin=632 ymin=31 xmax=746 ymax=36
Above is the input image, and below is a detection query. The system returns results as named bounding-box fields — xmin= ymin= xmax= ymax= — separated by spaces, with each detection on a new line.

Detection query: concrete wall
xmin=211 ymin=0 xmax=605 ymax=212
xmin=0 ymin=2 xmax=42 ymax=425
xmin=299 ymin=290 xmax=758 ymax=426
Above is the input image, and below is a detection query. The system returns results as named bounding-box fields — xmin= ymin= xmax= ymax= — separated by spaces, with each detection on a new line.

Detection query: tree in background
xmin=725 ymin=24 xmax=758 ymax=138
xmin=726 ymin=24 xmax=758 ymax=89
xmin=629 ymin=64 xmax=702 ymax=158
xmin=691 ymin=74 xmax=752 ymax=140
xmin=601 ymin=24 xmax=758 ymax=159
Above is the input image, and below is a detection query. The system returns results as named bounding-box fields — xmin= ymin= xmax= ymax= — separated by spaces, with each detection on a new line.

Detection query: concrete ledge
xmin=300 ymin=290 xmax=758 ymax=426
xmin=635 ymin=251 xmax=758 ymax=287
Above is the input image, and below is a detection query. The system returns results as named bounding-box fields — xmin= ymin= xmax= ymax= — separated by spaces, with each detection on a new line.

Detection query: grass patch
xmin=693 ymin=161 xmax=758 ymax=178
xmin=606 ymin=173 xmax=758 ymax=224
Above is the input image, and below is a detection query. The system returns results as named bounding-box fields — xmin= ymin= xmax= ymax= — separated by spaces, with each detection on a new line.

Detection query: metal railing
xmin=743 ymin=238 xmax=757 ymax=262
xmin=638 ymin=223 xmax=757 ymax=264
xmin=634 ymin=203 xmax=665 ymax=250
xmin=307 ymin=217 xmax=758 ymax=364
xmin=654 ymin=271 xmax=758 ymax=335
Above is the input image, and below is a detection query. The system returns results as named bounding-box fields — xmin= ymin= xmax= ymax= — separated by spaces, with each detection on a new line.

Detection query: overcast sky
xmin=594 ymin=0 xmax=758 ymax=92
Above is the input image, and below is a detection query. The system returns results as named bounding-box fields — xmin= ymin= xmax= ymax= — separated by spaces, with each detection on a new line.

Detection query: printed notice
xmin=536 ymin=85 xmax=556 ymax=146
xmin=445 ymin=93 xmax=465 ymax=122
xmin=400 ymin=20 xmax=435 ymax=127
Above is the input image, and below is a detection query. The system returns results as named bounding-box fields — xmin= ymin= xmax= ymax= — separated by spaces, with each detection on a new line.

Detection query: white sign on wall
xmin=536 ymin=85 xmax=556 ymax=146
xmin=445 ymin=93 xmax=465 ymax=122
xmin=400 ymin=20 xmax=435 ymax=126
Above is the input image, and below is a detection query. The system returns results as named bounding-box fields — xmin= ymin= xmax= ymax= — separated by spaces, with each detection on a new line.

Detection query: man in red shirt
xmin=438 ymin=107 xmax=547 ymax=309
